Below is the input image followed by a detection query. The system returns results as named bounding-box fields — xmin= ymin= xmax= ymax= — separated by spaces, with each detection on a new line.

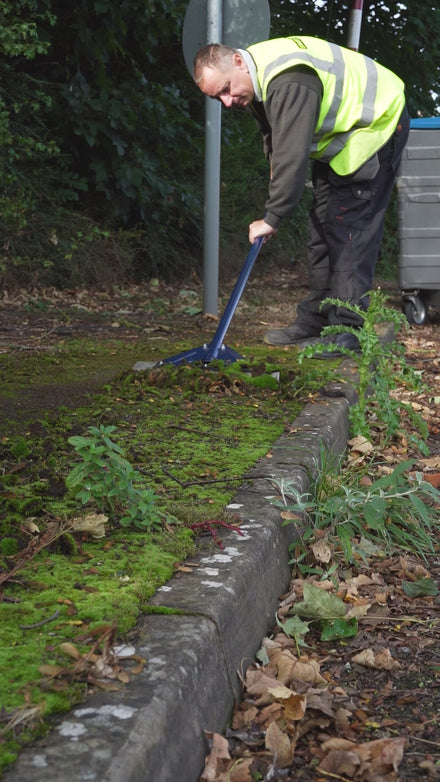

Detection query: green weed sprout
xmin=298 ymin=290 xmax=428 ymax=451
xmin=66 ymin=424 xmax=168 ymax=530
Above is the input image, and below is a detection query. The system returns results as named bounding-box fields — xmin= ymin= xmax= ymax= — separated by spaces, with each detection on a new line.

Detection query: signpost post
xmin=182 ymin=0 xmax=270 ymax=315
xmin=346 ymin=0 xmax=364 ymax=51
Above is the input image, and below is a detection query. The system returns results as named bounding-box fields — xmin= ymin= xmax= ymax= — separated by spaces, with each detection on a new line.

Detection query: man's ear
xmin=232 ymin=52 xmax=248 ymax=71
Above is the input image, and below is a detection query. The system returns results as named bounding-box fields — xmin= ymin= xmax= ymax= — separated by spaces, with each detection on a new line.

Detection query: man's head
xmin=193 ymin=44 xmax=254 ymax=108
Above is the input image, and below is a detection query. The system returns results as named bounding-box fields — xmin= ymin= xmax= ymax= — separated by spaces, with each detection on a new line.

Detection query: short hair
xmin=193 ymin=43 xmax=238 ymax=84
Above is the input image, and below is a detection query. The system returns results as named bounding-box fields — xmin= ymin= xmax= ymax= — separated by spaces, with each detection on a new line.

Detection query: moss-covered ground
xmin=0 ymin=324 xmax=319 ymax=773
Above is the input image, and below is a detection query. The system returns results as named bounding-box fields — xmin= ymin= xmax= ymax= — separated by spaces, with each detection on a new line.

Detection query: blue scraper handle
xmin=204 ymin=234 xmax=264 ymax=361
xmin=159 ymin=235 xmax=264 ymax=366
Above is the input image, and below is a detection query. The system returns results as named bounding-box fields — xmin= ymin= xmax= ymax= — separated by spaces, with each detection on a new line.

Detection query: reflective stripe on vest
xmin=247 ymin=37 xmax=405 ymax=175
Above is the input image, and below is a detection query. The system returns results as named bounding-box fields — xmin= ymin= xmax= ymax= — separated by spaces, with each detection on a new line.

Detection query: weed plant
xmin=66 ymin=425 xmax=171 ymax=530
xmin=298 ymin=290 xmax=428 ymax=451
xmin=273 ymin=455 xmax=440 ymax=571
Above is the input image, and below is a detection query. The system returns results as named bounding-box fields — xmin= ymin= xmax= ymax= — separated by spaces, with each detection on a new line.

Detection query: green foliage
xmin=0 ymin=0 xmax=62 ymax=229
xmin=274 ymin=458 xmax=440 ymax=562
xmin=0 ymin=211 xmax=145 ymax=288
xmin=291 ymin=581 xmax=346 ymax=619
xmin=271 ymin=0 xmax=440 ymax=118
xmin=289 ymin=581 xmax=358 ymax=642
xmin=66 ymin=424 xmax=168 ymax=530
xmin=298 ymin=290 xmax=429 ymax=451
xmin=402 ymin=578 xmax=438 ymax=598
xmin=275 ymin=613 xmax=310 ymax=655
xmin=2 ymin=0 xmax=438 ymax=285
xmin=0 ymin=0 xmax=203 ymax=281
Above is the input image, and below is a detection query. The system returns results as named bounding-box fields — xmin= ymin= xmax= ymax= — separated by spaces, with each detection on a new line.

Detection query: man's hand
xmin=249 ymin=219 xmax=278 ymax=244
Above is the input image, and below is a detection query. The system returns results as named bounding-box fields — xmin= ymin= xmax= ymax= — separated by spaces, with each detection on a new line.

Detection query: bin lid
xmin=410 ymin=117 xmax=440 ymax=129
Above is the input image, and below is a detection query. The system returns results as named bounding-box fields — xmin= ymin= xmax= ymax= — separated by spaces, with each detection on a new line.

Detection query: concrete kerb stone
xmin=3 ymin=392 xmax=352 ymax=782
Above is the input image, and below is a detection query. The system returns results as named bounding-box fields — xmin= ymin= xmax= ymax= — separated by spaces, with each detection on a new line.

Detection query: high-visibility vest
xmin=247 ymin=36 xmax=406 ymax=175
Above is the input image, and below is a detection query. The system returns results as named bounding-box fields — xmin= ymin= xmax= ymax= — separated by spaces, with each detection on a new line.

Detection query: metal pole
xmin=203 ymin=0 xmax=222 ymax=317
xmin=346 ymin=0 xmax=364 ymax=51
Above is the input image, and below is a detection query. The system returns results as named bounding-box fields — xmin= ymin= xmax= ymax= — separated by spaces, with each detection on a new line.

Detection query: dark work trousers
xmin=296 ymin=105 xmax=410 ymax=329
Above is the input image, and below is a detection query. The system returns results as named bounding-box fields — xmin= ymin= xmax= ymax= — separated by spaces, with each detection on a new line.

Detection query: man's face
xmin=198 ymin=53 xmax=254 ymax=108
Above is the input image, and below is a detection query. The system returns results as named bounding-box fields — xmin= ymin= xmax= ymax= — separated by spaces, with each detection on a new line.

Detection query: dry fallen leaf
xmin=345 ymin=602 xmax=373 ymax=620
xmin=224 ymin=758 xmax=254 ymax=782
xmin=352 ymin=648 xmax=401 ymax=671
xmin=311 ymin=538 xmax=332 ymax=563
xmin=22 ymin=517 xmax=40 ymax=534
xmin=71 ymin=513 xmax=108 ymax=538
xmin=320 ymin=736 xmax=406 ymax=779
xmin=59 ymin=642 xmax=81 ymax=660
xmin=231 ymin=706 xmax=259 ymax=730
xmin=348 ymin=435 xmax=374 ymax=454
xmin=266 ymin=647 xmax=326 ymax=687
xmin=417 ymin=456 xmax=440 ymax=469
xmin=268 ymin=686 xmax=307 ymax=721
xmin=201 ymin=732 xmax=231 ymax=782
xmin=245 ymin=671 xmax=279 ymax=706
xmin=265 ymin=719 xmax=295 ymax=769
xmin=318 ymin=748 xmax=361 ymax=777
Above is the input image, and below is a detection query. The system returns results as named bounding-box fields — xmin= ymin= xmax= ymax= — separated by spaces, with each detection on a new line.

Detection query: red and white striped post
xmin=346 ymin=0 xmax=364 ymax=51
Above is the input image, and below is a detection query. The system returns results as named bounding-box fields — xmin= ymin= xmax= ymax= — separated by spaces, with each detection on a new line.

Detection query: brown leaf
xmin=422 ymin=472 xmax=440 ymax=488
xmin=265 ymin=720 xmax=295 ymax=769
xmin=268 ymin=686 xmax=307 ymax=721
xmin=201 ymin=732 xmax=231 ymax=782
xmin=334 ymin=707 xmax=352 ymax=732
xmin=22 ymin=518 xmax=40 ymax=534
xmin=231 ymin=706 xmax=259 ymax=730
xmin=311 ymin=538 xmax=332 ymax=564
xmin=71 ymin=513 xmax=108 ymax=538
xmin=38 ymin=664 xmax=64 ymax=678
xmin=280 ymin=509 xmax=302 ymax=521
xmin=345 ymin=602 xmax=373 ymax=620
xmin=417 ymin=456 xmax=440 ymax=469
xmin=266 ymin=648 xmax=326 ymax=687
xmin=127 ymin=655 xmax=146 ymax=675
xmin=306 ymin=689 xmax=336 ymax=718
xmin=245 ymin=672 xmax=279 ymax=706
xmin=86 ymin=677 xmax=120 ymax=691
xmin=348 ymin=435 xmax=374 ymax=454
xmin=59 ymin=642 xmax=81 ymax=660
xmin=226 ymin=758 xmax=254 ymax=781
xmin=321 ymin=736 xmax=360 ymax=751
xmin=320 ymin=736 xmax=406 ymax=777
xmin=290 ymin=657 xmax=327 ymax=687
xmin=91 ymin=656 xmax=115 ymax=679
xmin=355 ymin=736 xmax=406 ymax=777
xmin=352 ymin=648 xmax=401 ymax=671
xmin=318 ymin=748 xmax=361 ymax=777
xmin=254 ymin=702 xmax=283 ymax=728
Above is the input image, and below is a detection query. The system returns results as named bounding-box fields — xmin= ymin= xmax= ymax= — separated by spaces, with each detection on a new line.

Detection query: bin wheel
xmin=403 ymin=297 xmax=426 ymax=325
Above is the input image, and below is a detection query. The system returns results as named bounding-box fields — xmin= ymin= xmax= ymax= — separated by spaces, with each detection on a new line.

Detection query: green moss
xmin=145 ymin=606 xmax=186 ymax=615
xmin=0 ymin=333 xmax=310 ymax=772
xmin=0 ymin=537 xmax=19 ymax=556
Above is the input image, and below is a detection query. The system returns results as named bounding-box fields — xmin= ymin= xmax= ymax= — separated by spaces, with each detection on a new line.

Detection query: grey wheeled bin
xmin=397 ymin=116 xmax=440 ymax=324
